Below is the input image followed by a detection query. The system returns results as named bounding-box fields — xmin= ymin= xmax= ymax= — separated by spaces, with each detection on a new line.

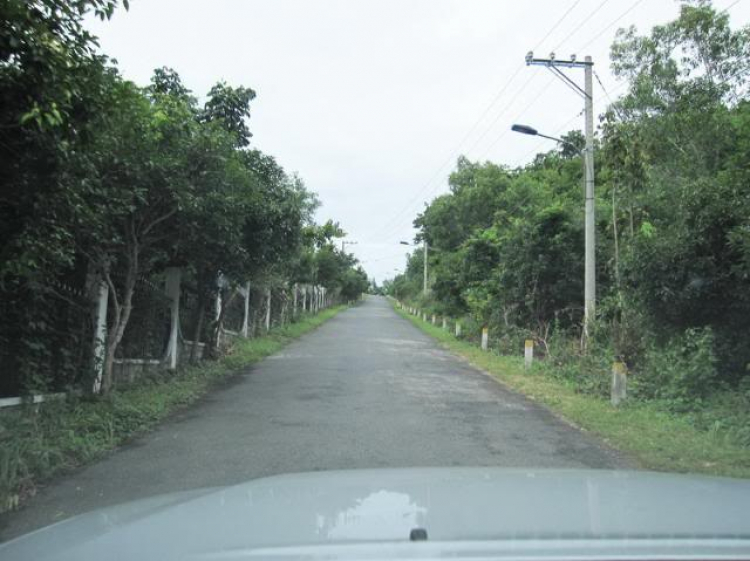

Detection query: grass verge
xmin=395 ymin=305 xmax=750 ymax=479
xmin=0 ymin=306 xmax=347 ymax=513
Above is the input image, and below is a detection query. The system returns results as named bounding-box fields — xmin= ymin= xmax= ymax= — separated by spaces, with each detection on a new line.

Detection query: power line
xmin=476 ymin=74 xmax=558 ymax=161
xmin=365 ymin=0 xmax=586 ymax=243
xmin=720 ymin=0 xmax=743 ymax=13
xmin=365 ymin=67 xmax=531 ymax=244
xmin=593 ymin=69 xmax=615 ymax=105
xmin=577 ymin=0 xmax=645 ymax=52
xmin=532 ymin=0 xmax=583 ymax=51
xmin=459 ymin=71 xmax=541 ymax=162
xmin=553 ymin=0 xmax=613 ymax=52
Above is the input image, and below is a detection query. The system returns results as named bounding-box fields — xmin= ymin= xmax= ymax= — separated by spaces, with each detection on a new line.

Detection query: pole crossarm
xmin=526 ymin=55 xmax=593 ymax=100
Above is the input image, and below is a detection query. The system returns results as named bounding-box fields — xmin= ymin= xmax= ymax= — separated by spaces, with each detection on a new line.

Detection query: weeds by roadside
xmin=0 ymin=306 xmax=346 ymax=514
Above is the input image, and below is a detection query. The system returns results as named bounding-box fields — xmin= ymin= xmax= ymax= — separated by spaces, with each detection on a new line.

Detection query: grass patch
xmin=394 ymin=305 xmax=750 ymax=479
xmin=0 ymin=306 xmax=346 ymax=513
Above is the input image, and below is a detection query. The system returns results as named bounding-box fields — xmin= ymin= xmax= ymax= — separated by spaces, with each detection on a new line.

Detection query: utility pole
xmin=583 ymin=56 xmax=595 ymax=331
xmin=525 ymin=52 xmax=595 ymax=335
xmin=399 ymin=239 xmax=429 ymax=296
xmin=423 ymin=240 xmax=428 ymax=296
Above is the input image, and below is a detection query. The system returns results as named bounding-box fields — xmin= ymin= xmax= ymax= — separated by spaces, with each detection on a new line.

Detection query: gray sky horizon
xmin=86 ymin=0 xmax=750 ymax=284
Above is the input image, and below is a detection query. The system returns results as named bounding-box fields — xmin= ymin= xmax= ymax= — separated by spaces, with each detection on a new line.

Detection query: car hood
xmin=2 ymin=468 xmax=750 ymax=560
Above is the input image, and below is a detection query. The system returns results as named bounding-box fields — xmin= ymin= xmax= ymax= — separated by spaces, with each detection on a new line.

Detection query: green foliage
xmin=0 ymin=5 xmax=367 ymax=395
xmin=635 ymin=327 xmax=720 ymax=407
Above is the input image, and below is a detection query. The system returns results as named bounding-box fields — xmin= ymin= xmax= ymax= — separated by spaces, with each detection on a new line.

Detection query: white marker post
xmin=442 ymin=318 xmax=447 ymax=330
xmin=431 ymin=314 xmax=436 ymax=325
xmin=481 ymin=327 xmax=489 ymax=351
xmin=524 ymin=339 xmax=534 ymax=370
xmin=455 ymin=322 xmax=462 ymax=338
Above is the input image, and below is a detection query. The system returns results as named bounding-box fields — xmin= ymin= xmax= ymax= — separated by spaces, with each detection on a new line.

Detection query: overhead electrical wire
xmin=576 ymin=0 xmax=645 ymax=52
xmin=552 ymin=0 xmax=613 ymax=52
xmin=365 ymin=0 xmax=587 ymax=243
xmin=474 ymin=74 xmax=559 ymax=162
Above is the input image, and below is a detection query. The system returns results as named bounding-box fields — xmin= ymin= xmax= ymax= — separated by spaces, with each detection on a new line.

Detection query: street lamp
xmin=400 ymin=240 xmax=428 ymax=296
xmin=512 ymin=121 xmax=595 ymax=335
xmin=511 ymin=124 xmax=581 ymax=153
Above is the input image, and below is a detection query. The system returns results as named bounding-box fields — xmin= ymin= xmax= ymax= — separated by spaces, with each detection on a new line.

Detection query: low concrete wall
xmin=113 ymin=358 xmax=161 ymax=386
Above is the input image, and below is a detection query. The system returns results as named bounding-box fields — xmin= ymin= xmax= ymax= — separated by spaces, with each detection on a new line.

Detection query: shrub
xmin=633 ymin=327 xmax=720 ymax=409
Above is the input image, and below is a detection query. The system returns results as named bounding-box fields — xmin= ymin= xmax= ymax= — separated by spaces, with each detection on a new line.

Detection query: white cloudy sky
xmin=86 ymin=0 xmax=749 ymax=283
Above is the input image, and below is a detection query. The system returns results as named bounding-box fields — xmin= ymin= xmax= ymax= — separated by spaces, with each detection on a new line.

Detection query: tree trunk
xmin=101 ymin=259 xmax=137 ymax=394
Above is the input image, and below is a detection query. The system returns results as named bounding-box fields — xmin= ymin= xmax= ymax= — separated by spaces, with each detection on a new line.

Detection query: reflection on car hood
xmin=2 ymin=468 xmax=750 ymax=560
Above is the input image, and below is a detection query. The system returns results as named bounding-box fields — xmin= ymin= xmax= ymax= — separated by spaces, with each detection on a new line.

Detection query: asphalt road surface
xmin=0 ymin=296 xmax=629 ymax=541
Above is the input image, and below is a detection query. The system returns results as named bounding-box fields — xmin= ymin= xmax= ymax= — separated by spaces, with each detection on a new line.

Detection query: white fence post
xmin=442 ymin=317 xmax=447 ymax=330
xmin=242 ymin=281 xmax=251 ymax=337
xmin=92 ymin=279 xmax=109 ymax=394
xmin=431 ymin=314 xmax=436 ymax=325
xmin=292 ymin=283 xmax=298 ymax=318
xmin=481 ymin=327 xmax=489 ymax=351
xmin=455 ymin=321 xmax=462 ymax=338
xmin=524 ymin=339 xmax=534 ymax=370
xmin=265 ymin=287 xmax=272 ymax=332
xmin=164 ymin=267 xmax=181 ymax=370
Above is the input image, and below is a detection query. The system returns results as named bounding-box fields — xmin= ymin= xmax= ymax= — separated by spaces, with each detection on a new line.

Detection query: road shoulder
xmin=393 ymin=304 xmax=750 ymax=479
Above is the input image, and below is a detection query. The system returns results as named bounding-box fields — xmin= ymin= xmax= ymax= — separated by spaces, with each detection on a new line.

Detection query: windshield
xmin=1 ymin=0 xmax=750 ymax=555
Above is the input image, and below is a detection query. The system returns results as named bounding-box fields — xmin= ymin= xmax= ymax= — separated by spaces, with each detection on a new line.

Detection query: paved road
xmin=0 ymin=296 xmax=629 ymax=540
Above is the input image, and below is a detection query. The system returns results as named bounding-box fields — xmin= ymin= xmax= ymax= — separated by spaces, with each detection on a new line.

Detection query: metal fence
xmin=1 ymin=272 xmax=335 ymax=398
xmin=114 ymin=277 xmax=172 ymax=360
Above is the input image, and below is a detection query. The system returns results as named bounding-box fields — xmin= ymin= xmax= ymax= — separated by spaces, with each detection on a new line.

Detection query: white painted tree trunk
xmin=91 ymin=280 xmax=109 ymax=394
xmin=164 ymin=267 xmax=181 ymax=370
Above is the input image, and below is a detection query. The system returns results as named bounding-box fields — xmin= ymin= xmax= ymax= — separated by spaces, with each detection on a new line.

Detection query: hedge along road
xmin=0 ymin=295 xmax=629 ymax=540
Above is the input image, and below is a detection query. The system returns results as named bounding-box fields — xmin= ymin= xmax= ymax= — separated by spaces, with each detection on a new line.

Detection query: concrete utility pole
xmin=423 ymin=240 xmax=428 ymax=296
xmin=399 ymin=240 xmax=430 ymax=296
xmin=583 ymin=56 xmax=595 ymax=330
xmin=525 ymin=52 xmax=596 ymax=333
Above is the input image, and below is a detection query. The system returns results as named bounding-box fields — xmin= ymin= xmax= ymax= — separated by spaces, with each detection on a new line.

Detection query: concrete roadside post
xmin=455 ymin=321 xmax=462 ymax=338
xmin=481 ymin=327 xmax=489 ymax=351
xmin=442 ymin=317 xmax=447 ymax=330
xmin=611 ymin=362 xmax=627 ymax=406
xmin=431 ymin=314 xmax=436 ymax=325
xmin=524 ymin=339 xmax=534 ymax=370
xmin=422 ymin=312 xmax=427 ymax=322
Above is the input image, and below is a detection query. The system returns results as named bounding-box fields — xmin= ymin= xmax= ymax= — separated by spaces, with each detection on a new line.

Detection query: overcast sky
xmin=86 ymin=0 xmax=750 ymax=283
